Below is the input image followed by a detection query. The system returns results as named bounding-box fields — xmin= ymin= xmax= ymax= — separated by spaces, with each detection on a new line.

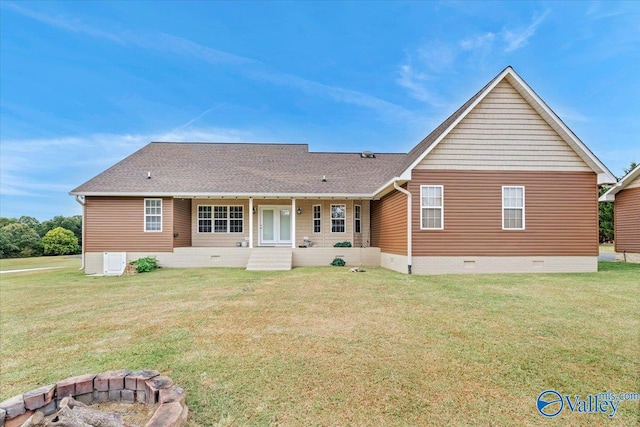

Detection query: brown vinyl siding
xmin=85 ymin=197 xmax=174 ymax=252
xmin=614 ymin=187 xmax=640 ymax=253
xmin=172 ymin=198 xmax=192 ymax=248
xmin=371 ymin=189 xmax=407 ymax=255
xmin=410 ymin=170 xmax=598 ymax=256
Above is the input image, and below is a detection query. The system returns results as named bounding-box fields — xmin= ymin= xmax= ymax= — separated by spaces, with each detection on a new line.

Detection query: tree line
xmin=0 ymin=215 xmax=82 ymax=258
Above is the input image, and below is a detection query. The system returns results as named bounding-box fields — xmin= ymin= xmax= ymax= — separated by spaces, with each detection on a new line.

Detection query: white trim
xmin=248 ymin=198 xmax=254 ymax=248
xmin=312 ymin=204 xmax=322 ymax=233
xmin=398 ymin=67 xmax=616 ymax=184
xmin=419 ymin=185 xmax=444 ymax=230
xmin=502 ymin=186 xmax=525 ymax=230
xmin=330 ymin=204 xmax=346 ymax=233
xmin=144 ymin=198 xmax=162 ymax=232
xmin=70 ymin=191 xmax=375 ymax=199
xmin=599 ymin=164 xmax=640 ymax=202
xmin=291 ymin=199 xmax=296 ymax=249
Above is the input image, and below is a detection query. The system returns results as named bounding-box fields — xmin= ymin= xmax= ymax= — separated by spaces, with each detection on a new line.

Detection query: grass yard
xmin=1 ymin=260 xmax=638 ymax=426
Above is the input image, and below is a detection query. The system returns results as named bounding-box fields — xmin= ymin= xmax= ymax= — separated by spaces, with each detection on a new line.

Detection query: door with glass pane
xmin=259 ymin=206 xmax=292 ymax=246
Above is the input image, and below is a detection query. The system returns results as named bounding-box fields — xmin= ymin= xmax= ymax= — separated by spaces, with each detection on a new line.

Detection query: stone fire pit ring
xmin=0 ymin=370 xmax=187 ymax=427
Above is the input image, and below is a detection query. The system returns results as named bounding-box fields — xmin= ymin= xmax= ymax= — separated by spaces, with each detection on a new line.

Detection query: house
xmin=599 ymin=165 xmax=640 ymax=262
xmin=70 ymin=66 xmax=616 ymax=275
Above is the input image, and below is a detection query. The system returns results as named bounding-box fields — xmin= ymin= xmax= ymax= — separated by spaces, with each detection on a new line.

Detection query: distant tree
xmin=623 ymin=161 xmax=638 ymax=175
xmin=42 ymin=227 xmax=80 ymax=255
xmin=39 ymin=215 xmax=82 ymax=245
xmin=18 ymin=215 xmax=41 ymax=230
xmin=0 ymin=223 xmax=42 ymax=258
xmin=0 ymin=217 xmax=17 ymax=228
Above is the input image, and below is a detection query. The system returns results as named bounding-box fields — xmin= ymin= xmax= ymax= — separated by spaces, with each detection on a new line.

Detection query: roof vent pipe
xmin=147 ymin=171 xmax=151 ymax=179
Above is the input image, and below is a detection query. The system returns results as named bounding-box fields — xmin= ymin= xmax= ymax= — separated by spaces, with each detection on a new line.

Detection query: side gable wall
xmin=85 ymin=197 xmax=174 ymax=252
xmin=371 ymin=189 xmax=407 ymax=255
xmin=410 ymin=170 xmax=598 ymax=256
xmin=417 ymin=80 xmax=592 ymax=171
xmin=615 ymin=174 xmax=640 ymax=253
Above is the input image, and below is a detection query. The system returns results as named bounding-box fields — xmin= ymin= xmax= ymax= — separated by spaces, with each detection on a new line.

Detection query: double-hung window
xmin=313 ymin=205 xmax=322 ymax=233
xmin=420 ymin=186 xmax=443 ymax=230
xmin=331 ymin=204 xmax=346 ymax=233
xmin=198 ymin=206 xmax=212 ymax=233
xmin=144 ymin=199 xmax=162 ymax=232
xmin=502 ymin=186 xmax=525 ymax=230
xmin=354 ymin=204 xmax=361 ymax=233
xmin=199 ymin=205 xmax=243 ymax=233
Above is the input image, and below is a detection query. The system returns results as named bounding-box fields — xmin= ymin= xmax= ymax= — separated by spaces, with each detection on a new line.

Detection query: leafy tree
xmin=42 ymin=227 xmax=80 ymax=255
xmin=39 ymin=215 xmax=82 ymax=245
xmin=18 ymin=215 xmax=41 ymax=230
xmin=0 ymin=217 xmax=17 ymax=228
xmin=623 ymin=161 xmax=638 ymax=175
xmin=0 ymin=223 xmax=42 ymax=258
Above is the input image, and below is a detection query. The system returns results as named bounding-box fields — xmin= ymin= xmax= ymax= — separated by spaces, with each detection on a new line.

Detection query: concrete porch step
xmin=246 ymin=248 xmax=293 ymax=271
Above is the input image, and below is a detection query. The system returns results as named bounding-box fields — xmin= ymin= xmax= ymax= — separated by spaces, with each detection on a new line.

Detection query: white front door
xmin=259 ymin=206 xmax=292 ymax=246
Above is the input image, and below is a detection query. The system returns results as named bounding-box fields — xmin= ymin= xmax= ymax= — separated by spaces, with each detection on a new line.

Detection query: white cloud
xmin=503 ymin=10 xmax=550 ymax=52
xmin=4 ymin=2 xmax=410 ymax=124
xmin=460 ymin=32 xmax=496 ymax=50
xmin=396 ymin=65 xmax=441 ymax=105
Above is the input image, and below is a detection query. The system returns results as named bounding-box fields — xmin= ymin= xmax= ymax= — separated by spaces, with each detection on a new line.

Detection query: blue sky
xmin=1 ymin=1 xmax=638 ymax=220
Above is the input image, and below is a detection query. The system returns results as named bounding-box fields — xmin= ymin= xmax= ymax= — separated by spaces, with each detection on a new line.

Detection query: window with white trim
xmin=313 ymin=205 xmax=322 ymax=233
xmin=197 ymin=206 xmax=212 ymax=233
xmin=144 ymin=199 xmax=162 ymax=232
xmin=199 ymin=205 xmax=243 ymax=233
xmin=503 ymin=186 xmax=525 ymax=230
xmin=354 ymin=204 xmax=361 ymax=233
xmin=420 ymin=185 xmax=443 ymax=230
xmin=331 ymin=204 xmax=346 ymax=233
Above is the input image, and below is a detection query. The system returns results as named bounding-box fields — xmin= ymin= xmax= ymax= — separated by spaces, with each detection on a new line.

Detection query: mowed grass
xmin=1 ymin=260 xmax=638 ymax=426
xmin=0 ymin=255 xmax=81 ymax=271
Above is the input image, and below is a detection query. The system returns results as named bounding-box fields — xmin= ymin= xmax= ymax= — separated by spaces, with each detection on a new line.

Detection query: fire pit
xmin=0 ymin=370 xmax=187 ymax=427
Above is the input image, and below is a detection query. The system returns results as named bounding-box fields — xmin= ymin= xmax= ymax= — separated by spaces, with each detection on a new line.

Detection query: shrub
xmin=130 ymin=256 xmax=159 ymax=273
xmin=333 ymin=241 xmax=352 ymax=248
xmin=42 ymin=227 xmax=80 ymax=255
xmin=330 ymin=257 xmax=346 ymax=267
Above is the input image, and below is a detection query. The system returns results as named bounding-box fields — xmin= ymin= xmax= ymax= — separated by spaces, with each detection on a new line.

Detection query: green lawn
xmin=1 ymin=260 xmax=638 ymax=426
xmin=0 ymin=255 xmax=81 ymax=271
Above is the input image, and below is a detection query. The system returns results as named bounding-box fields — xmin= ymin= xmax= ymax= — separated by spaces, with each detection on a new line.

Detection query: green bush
xmin=330 ymin=257 xmax=346 ymax=267
xmin=42 ymin=227 xmax=80 ymax=255
xmin=130 ymin=256 xmax=159 ymax=273
xmin=333 ymin=241 xmax=352 ymax=248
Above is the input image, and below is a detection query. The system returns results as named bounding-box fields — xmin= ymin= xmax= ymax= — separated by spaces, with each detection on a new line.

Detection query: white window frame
xmin=354 ymin=204 xmax=361 ymax=234
xmin=198 ymin=205 xmax=244 ymax=233
xmin=197 ymin=205 xmax=212 ymax=233
xmin=330 ymin=204 xmax=346 ymax=233
xmin=312 ymin=204 xmax=322 ymax=233
xmin=502 ymin=186 xmax=525 ymax=230
xmin=144 ymin=198 xmax=163 ymax=232
xmin=420 ymin=185 xmax=444 ymax=230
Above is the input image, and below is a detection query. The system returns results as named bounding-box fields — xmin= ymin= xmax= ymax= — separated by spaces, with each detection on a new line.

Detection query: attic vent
xmin=361 ymin=151 xmax=375 ymax=158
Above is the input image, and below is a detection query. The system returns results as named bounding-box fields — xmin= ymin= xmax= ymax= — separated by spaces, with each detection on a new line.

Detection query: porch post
xmin=248 ymin=197 xmax=254 ymax=248
xmin=291 ymin=198 xmax=296 ymax=248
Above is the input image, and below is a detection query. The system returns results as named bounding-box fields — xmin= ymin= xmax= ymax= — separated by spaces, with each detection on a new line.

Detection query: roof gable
xmin=398 ymin=67 xmax=616 ymax=184
xmin=599 ymin=164 xmax=640 ymax=201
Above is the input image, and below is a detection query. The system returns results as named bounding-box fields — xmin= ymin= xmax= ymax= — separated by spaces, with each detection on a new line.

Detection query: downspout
xmin=74 ymin=195 xmax=86 ymax=270
xmin=393 ymin=181 xmax=412 ymax=274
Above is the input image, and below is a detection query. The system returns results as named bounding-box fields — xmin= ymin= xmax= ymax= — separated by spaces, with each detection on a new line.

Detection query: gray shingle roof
xmin=71 ymin=142 xmax=407 ymax=196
